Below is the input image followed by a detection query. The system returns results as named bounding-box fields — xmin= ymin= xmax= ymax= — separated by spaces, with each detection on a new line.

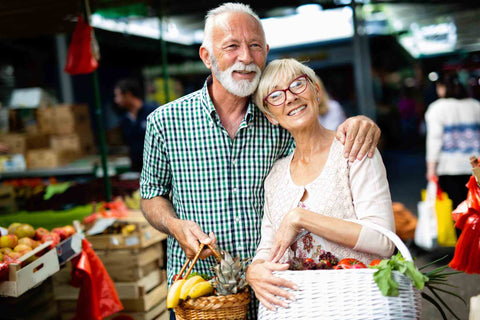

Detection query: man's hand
xmin=171 ymin=220 xmax=217 ymax=260
xmin=246 ymin=260 xmax=298 ymax=311
xmin=336 ymin=115 xmax=381 ymax=162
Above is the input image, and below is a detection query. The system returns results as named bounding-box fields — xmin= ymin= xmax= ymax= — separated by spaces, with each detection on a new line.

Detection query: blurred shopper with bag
xmin=425 ymin=73 xmax=480 ymax=209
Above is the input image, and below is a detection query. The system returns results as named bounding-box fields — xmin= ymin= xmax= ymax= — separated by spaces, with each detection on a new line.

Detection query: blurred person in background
xmin=114 ymin=78 xmax=157 ymax=172
xmin=425 ymin=73 xmax=480 ymax=209
xmin=317 ymin=81 xmax=346 ymax=130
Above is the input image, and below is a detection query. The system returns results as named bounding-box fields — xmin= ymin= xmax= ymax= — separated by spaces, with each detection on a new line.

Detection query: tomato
xmin=304 ymin=258 xmax=314 ymax=264
xmin=369 ymin=259 xmax=382 ymax=267
xmin=333 ymin=258 xmax=367 ymax=269
xmin=172 ymin=274 xmax=181 ymax=282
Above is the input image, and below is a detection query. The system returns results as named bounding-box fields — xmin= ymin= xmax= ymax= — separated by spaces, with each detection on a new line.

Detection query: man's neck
xmin=208 ymin=79 xmax=249 ymax=139
xmin=127 ymin=98 xmax=143 ymax=119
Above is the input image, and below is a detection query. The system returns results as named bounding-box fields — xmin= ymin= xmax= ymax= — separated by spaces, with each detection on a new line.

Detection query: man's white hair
xmin=202 ymin=2 xmax=264 ymax=54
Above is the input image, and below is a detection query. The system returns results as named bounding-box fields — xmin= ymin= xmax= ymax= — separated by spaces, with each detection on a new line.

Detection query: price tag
xmin=110 ymin=236 xmax=120 ymax=246
xmin=125 ymin=236 xmax=140 ymax=247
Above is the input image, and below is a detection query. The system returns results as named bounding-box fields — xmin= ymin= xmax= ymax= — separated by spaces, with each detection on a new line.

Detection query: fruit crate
xmin=86 ymin=213 xmax=167 ymax=250
xmin=55 ymin=266 xmax=168 ymax=319
xmin=56 ymin=232 xmax=83 ymax=265
xmin=95 ymin=241 xmax=165 ymax=282
xmin=0 ymin=241 xmax=60 ymax=297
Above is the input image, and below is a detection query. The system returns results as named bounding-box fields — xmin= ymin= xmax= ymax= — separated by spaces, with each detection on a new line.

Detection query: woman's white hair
xmin=202 ymin=2 xmax=263 ymax=54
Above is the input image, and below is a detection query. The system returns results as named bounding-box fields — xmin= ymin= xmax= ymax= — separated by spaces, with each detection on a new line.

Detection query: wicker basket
xmin=173 ymin=244 xmax=251 ymax=320
xmin=258 ymin=220 xmax=422 ymax=320
xmin=175 ymin=288 xmax=250 ymax=320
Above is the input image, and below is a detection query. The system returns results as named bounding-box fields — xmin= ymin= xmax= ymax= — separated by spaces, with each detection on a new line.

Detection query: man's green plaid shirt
xmin=140 ymin=78 xmax=293 ymax=310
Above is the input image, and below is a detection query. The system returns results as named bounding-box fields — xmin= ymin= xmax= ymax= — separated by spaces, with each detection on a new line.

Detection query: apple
xmin=41 ymin=233 xmax=60 ymax=248
xmin=0 ymin=247 xmax=12 ymax=255
xmin=14 ymin=224 xmax=35 ymax=239
xmin=6 ymin=251 xmax=22 ymax=260
xmin=7 ymin=223 xmax=21 ymax=235
xmin=62 ymin=225 xmax=76 ymax=238
xmin=18 ymin=237 xmax=37 ymax=248
xmin=0 ymin=234 xmax=18 ymax=248
xmin=34 ymin=227 xmax=50 ymax=240
xmin=13 ymin=244 xmax=32 ymax=253
xmin=51 ymin=228 xmax=67 ymax=241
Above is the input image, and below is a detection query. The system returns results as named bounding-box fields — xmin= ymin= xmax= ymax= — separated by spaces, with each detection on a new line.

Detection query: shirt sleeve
xmin=350 ymin=149 xmax=396 ymax=257
xmin=425 ymin=102 xmax=444 ymax=163
xmin=253 ymin=186 xmax=275 ymax=262
xmin=140 ymin=112 xmax=172 ymax=199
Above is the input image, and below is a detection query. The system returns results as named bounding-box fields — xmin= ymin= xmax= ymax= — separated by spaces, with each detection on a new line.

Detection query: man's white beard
xmin=210 ymin=55 xmax=261 ymax=97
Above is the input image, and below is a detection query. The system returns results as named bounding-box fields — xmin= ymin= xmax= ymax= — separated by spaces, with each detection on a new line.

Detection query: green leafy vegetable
xmin=370 ymin=254 xmax=465 ymax=320
xmin=370 ymin=252 xmax=428 ymax=295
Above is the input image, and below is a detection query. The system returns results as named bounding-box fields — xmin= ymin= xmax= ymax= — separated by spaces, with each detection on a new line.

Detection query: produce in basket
xmin=370 ymin=253 xmax=466 ymax=320
xmin=211 ymin=250 xmax=250 ymax=295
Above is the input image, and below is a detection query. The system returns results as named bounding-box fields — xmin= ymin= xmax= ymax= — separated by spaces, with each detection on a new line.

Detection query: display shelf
xmin=0 ymin=155 xmax=130 ymax=179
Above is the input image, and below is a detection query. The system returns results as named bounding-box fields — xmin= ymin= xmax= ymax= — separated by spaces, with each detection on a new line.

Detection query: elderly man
xmin=140 ymin=2 xmax=380 ymax=318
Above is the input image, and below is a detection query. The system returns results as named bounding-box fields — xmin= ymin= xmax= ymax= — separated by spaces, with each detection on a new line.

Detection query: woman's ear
xmin=315 ymin=83 xmax=322 ymax=101
xmin=265 ymin=113 xmax=278 ymax=125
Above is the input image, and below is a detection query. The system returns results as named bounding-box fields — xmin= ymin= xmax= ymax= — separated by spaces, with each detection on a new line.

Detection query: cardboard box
xmin=0 ymin=133 xmax=49 ymax=154
xmin=50 ymin=134 xmax=82 ymax=153
xmin=50 ymin=133 xmax=95 ymax=156
xmin=26 ymin=149 xmax=80 ymax=169
xmin=36 ymin=107 xmax=55 ymax=135
xmin=53 ymin=104 xmax=91 ymax=135
xmin=37 ymin=104 xmax=93 ymax=136
xmin=0 ymin=241 xmax=60 ymax=297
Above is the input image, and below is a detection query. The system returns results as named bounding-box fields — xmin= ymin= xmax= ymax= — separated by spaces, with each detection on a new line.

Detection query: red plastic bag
xmin=71 ymin=239 xmax=123 ymax=319
xmin=65 ymin=15 xmax=99 ymax=75
xmin=449 ymin=176 xmax=480 ymax=274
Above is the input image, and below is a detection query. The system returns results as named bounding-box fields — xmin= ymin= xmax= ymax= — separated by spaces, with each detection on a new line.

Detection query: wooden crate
xmin=57 ymin=276 xmax=167 ymax=314
xmin=0 ymin=241 xmax=60 ymax=297
xmin=60 ymin=303 xmax=169 ymax=320
xmin=86 ymin=216 xmax=167 ymax=250
xmin=0 ymin=278 xmax=58 ymax=320
xmin=96 ymin=242 xmax=165 ymax=282
xmin=53 ymin=268 xmax=166 ymax=300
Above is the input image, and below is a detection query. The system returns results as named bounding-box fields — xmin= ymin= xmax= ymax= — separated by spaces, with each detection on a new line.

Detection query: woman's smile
xmin=287 ymin=104 xmax=307 ymax=117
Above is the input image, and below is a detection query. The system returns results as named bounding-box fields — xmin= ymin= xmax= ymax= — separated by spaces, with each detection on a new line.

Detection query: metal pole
xmin=92 ymin=70 xmax=112 ymax=202
xmin=351 ymin=1 xmax=376 ymax=120
xmin=158 ymin=4 xmax=170 ymax=103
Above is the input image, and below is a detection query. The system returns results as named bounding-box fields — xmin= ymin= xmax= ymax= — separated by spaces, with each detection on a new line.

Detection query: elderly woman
xmin=246 ymin=59 xmax=395 ymax=311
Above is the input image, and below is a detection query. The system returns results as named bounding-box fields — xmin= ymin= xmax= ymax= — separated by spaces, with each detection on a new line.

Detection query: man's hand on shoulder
xmin=336 ymin=115 xmax=380 ymax=162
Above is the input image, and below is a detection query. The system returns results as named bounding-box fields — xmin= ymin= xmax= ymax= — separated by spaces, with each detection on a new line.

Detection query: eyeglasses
xmin=263 ymin=74 xmax=309 ymax=106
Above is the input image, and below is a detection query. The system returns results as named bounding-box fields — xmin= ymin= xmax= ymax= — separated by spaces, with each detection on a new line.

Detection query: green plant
xmin=370 ymin=253 xmax=466 ymax=320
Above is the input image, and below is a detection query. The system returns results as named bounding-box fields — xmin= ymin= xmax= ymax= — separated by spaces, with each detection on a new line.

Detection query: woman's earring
xmin=272 ymin=120 xmax=278 ymax=125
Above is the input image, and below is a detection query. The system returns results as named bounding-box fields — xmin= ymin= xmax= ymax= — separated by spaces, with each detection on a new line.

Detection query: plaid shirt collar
xmin=200 ymin=76 xmax=255 ymax=128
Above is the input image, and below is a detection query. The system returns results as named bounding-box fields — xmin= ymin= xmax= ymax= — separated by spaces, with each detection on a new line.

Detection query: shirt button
xmin=233 ymin=188 xmax=238 ymax=193
xmin=209 ymin=122 xmax=214 ymax=127
xmin=238 ymin=246 xmax=244 ymax=250
xmin=235 ymin=217 xmax=241 ymax=222
xmin=232 ymin=159 xmax=237 ymax=166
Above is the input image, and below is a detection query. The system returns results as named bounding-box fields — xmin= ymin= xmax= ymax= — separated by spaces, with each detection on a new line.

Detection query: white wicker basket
xmin=258 ymin=220 xmax=422 ymax=320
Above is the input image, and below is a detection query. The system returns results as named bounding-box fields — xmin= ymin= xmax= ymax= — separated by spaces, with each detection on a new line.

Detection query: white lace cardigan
xmin=254 ymin=138 xmax=395 ymax=263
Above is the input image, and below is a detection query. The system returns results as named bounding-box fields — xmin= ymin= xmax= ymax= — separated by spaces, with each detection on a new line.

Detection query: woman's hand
xmin=269 ymin=208 xmax=302 ymax=263
xmin=426 ymin=161 xmax=438 ymax=182
xmin=246 ymin=260 xmax=298 ymax=311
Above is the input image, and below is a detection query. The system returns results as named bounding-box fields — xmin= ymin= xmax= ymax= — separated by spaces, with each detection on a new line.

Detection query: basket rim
xmin=178 ymin=288 xmax=251 ymax=310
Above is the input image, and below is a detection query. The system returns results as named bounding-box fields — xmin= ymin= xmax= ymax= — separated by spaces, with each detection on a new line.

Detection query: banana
xmin=187 ymin=281 xmax=214 ymax=299
xmin=180 ymin=276 xmax=205 ymax=301
xmin=166 ymin=279 xmax=186 ymax=309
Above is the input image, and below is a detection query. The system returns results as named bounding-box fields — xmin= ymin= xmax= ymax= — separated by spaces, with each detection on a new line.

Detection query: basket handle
xmin=344 ymin=219 xmax=413 ymax=262
xmin=176 ymin=243 xmax=221 ymax=281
